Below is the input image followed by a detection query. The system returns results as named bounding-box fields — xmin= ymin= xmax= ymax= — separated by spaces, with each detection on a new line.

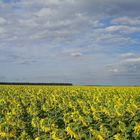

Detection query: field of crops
xmin=0 ymin=85 xmax=140 ymax=140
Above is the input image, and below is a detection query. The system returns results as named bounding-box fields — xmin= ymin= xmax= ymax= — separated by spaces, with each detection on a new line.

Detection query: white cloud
xmin=105 ymin=25 xmax=140 ymax=33
xmin=90 ymin=29 xmax=138 ymax=46
xmin=0 ymin=27 xmax=5 ymax=34
xmin=36 ymin=8 xmax=57 ymax=17
xmin=121 ymin=53 xmax=137 ymax=59
xmin=109 ymin=68 xmax=119 ymax=73
xmin=0 ymin=17 xmax=6 ymax=24
xmin=112 ymin=17 xmax=140 ymax=25
xmin=108 ymin=53 xmax=140 ymax=76
xmin=18 ymin=19 xmax=38 ymax=28
xmin=70 ymin=52 xmax=82 ymax=57
xmin=123 ymin=57 xmax=140 ymax=64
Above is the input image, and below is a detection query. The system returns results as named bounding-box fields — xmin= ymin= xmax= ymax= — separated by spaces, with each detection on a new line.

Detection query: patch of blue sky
xmin=131 ymin=32 xmax=140 ymax=40
xmin=100 ymin=17 xmax=113 ymax=27
xmin=1 ymin=0 xmax=20 ymax=3
xmin=115 ymin=45 xmax=140 ymax=55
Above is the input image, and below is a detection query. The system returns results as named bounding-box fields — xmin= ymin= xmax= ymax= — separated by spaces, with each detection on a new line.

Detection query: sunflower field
xmin=0 ymin=85 xmax=140 ymax=140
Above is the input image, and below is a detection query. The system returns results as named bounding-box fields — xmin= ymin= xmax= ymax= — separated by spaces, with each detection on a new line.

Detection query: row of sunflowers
xmin=0 ymin=85 xmax=140 ymax=139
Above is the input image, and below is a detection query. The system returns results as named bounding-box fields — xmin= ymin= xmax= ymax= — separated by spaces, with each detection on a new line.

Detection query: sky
xmin=0 ymin=0 xmax=140 ymax=85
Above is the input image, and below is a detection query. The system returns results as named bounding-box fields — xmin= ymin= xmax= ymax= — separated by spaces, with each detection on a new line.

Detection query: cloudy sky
xmin=0 ymin=0 xmax=140 ymax=85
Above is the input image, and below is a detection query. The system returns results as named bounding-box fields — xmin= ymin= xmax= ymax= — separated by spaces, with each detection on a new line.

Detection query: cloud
xmin=123 ymin=57 xmax=140 ymax=64
xmin=90 ymin=29 xmax=139 ymax=46
xmin=105 ymin=25 xmax=140 ymax=33
xmin=109 ymin=68 xmax=119 ymax=73
xmin=121 ymin=53 xmax=137 ymax=59
xmin=108 ymin=53 xmax=140 ymax=74
xmin=0 ymin=0 xmax=139 ymax=45
xmin=36 ymin=8 xmax=57 ymax=17
xmin=120 ymin=53 xmax=140 ymax=65
xmin=112 ymin=17 xmax=140 ymax=26
xmin=70 ymin=52 xmax=82 ymax=57
xmin=0 ymin=17 xmax=6 ymax=24
xmin=0 ymin=27 xmax=5 ymax=34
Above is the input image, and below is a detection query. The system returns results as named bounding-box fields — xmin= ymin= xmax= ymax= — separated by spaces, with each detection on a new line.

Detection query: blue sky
xmin=0 ymin=0 xmax=140 ymax=85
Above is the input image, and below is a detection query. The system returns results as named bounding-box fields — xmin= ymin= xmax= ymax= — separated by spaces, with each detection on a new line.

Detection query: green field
xmin=0 ymin=85 xmax=140 ymax=140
